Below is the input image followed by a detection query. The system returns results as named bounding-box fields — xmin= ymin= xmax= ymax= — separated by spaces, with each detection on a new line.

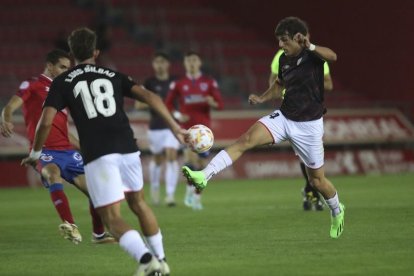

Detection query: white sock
xmin=186 ymin=184 xmax=195 ymax=196
xmin=325 ymin=193 xmax=341 ymax=216
xmin=146 ymin=230 xmax=165 ymax=260
xmin=202 ymin=150 xmax=233 ymax=181
xmin=149 ymin=160 xmax=161 ymax=190
xmin=119 ymin=230 xmax=150 ymax=262
xmin=165 ymin=161 xmax=179 ymax=197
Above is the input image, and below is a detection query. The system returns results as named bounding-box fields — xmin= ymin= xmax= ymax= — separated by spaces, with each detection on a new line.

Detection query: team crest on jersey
xmin=45 ymin=87 xmax=49 ymax=92
xmin=19 ymin=81 xmax=30 ymax=90
xmin=183 ymin=85 xmax=189 ymax=91
xmin=200 ymin=83 xmax=208 ymax=92
xmin=155 ymin=85 xmax=162 ymax=92
xmin=40 ymin=154 xmax=53 ymax=162
xmin=73 ymin=152 xmax=83 ymax=161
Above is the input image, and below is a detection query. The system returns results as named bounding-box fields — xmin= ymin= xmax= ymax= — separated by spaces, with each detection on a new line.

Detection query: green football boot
xmin=330 ymin=203 xmax=345 ymax=239
xmin=182 ymin=166 xmax=208 ymax=191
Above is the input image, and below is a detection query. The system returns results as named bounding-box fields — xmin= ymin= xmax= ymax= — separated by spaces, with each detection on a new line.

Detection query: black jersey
xmin=278 ymin=50 xmax=325 ymax=122
xmin=143 ymin=76 xmax=175 ymax=130
xmin=44 ymin=64 xmax=139 ymax=164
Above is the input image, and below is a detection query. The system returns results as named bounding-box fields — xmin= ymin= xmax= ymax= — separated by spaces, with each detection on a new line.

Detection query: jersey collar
xmin=186 ymin=72 xmax=202 ymax=80
xmin=39 ymin=74 xmax=53 ymax=83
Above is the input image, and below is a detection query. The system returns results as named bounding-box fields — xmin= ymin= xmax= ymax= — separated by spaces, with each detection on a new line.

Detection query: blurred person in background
xmin=165 ymin=51 xmax=224 ymax=210
xmin=182 ymin=17 xmax=345 ymax=239
xmin=135 ymin=52 xmax=180 ymax=207
xmin=269 ymin=37 xmax=333 ymax=211
xmin=1 ymin=49 xmax=114 ymax=244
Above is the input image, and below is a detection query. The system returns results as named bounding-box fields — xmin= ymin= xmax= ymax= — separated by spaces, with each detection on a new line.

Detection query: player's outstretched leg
xmin=307 ymin=167 xmax=345 ymax=238
xmin=183 ymin=122 xmax=274 ymax=191
xmin=126 ymin=190 xmax=170 ymax=275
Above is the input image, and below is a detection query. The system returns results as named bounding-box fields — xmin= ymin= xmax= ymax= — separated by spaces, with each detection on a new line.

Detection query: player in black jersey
xmin=22 ymin=27 xmax=187 ymax=275
xmin=182 ymin=17 xmax=345 ymax=239
xmin=135 ymin=52 xmax=180 ymax=207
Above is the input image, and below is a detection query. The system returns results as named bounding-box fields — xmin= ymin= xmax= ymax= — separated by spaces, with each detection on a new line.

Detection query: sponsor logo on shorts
xmin=73 ymin=152 xmax=83 ymax=161
xmin=40 ymin=154 xmax=53 ymax=162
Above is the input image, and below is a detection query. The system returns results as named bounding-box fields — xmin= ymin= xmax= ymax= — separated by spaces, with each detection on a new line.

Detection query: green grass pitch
xmin=0 ymin=173 xmax=413 ymax=275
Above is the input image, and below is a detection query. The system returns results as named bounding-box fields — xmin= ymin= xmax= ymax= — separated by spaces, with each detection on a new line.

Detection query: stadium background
xmin=1 ymin=0 xmax=414 ymax=186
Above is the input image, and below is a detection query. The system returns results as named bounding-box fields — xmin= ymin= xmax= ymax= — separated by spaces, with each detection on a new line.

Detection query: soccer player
xmin=182 ymin=17 xmax=345 ymax=239
xmin=0 ymin=49 xmax=113 ymax=245
xmin=269 ymin=43 xmax=333 ymax=211
xmin=22 ymin=28 xmax=187 ymax=275
xmin=135 ymin=52 xmax=180 ymax=207
xmin=165 ymin=51 xmax=224 ymax=210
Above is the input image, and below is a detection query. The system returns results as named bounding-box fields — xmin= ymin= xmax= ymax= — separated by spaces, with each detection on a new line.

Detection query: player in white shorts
xmin=182 ymin=17 xmax=345 ymax=239
xmin=136 ymin=52 xmax=180 ymax=206
xmin=23 ymin=28 xmax=187 ymax=275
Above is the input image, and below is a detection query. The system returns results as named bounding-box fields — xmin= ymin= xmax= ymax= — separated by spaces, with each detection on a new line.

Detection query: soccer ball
xmin=187 ymin=124 xmax=214 ymax=153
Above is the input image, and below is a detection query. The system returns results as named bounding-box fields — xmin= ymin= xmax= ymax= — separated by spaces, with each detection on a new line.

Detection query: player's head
xmin=67 ymin=27 xmax=99 ymax=63
xmin=183 ymin=51 xmax=202 ymax=75
xmin=275 ymin=17 xmax=309 ymax=57
xmin=45 ymin=49 xmax=71 ymax=79
xmin=152 ymin=52 xmax=170 ymax=75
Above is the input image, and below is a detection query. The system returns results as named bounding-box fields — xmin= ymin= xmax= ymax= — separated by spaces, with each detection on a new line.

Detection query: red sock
xmin=89 ymin=201 xmax=104 ymax=235
xmin=49 ymin=183 xmax=75 ymax=224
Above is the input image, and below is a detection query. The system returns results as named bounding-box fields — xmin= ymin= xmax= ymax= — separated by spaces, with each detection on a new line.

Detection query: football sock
xmin=325 ymin=192 xmax=341 ymax=217
xmin=89 ymin=201 xmax=105 ymax=236
xmin=49 ymin=183 xmax=75 ymax=224
xmin=119 ymin=230 xmax=150 ymax=263
xmin=165 ymin=161 xmax=179 ymax=197
xmin=149 ymin=160 xmax=161 ymax=191
xmin=145 ymin=230 xmax=165 ymax=260
xmin=202 ymin=150 xmax=233 ymax=181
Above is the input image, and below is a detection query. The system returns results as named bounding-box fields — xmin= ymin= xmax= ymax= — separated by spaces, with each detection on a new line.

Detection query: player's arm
xmin=131 ymin=85 xmax=187 ymax=143
xmin=269 ymin=73 xmax=278 ymax=88
xmin=1 ymin=95 xmax=23 ymax=137
xmin=248 ymin=77 xmax=284 ymax=105
xmin=68 ymin=132 xmax=80 ymax=150
xmin=294 ymin=33 xmax=337 ymax=62
xmin=21 ymin=107 xmax=57 ymax=166
xmin=324 ymin=74 xmax=333 ymax=91
xmin=206 ymin=80 xmax=224 ymax=110
xmin=165 ymin=82 xmax=188 ymax=123
xmin=134 ymin=100 xmax=149 ymax=110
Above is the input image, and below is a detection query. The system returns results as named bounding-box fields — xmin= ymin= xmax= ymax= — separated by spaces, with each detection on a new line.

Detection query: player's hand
xmin=21 ymin=156 xmax=38 ymax=168
xmin=173 ymin=127 xmax=189 ymax=145
xmin=248 ymin=94 xmax=264 ymax=105
xmin=0 ymin=121 xmax=14 ymax=137
xmin=205 ymin=96 xmax=217 ymax=108
xmin=179 ymin=114 xmax=189 ymax=123
xmin=294 ymin=33 xmax=311 ymax=49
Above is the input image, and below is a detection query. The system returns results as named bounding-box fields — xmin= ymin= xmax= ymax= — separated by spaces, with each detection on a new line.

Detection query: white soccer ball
xmin=187 ymin=124 xmax=214 ymax=153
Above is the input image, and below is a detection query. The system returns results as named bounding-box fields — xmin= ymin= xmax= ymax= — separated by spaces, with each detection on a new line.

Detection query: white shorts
xmin=259 ymin=110 xmax=324 ymax=169
xmin=84 ymin=151 xmax=143 ymax=208
xmin=148 ymin=129 xmax=180 ymax=154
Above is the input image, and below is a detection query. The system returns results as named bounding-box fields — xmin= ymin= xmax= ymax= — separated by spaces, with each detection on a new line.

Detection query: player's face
xmin=278 ymin=35 xmax=302 ymax=57
xmin=48 ymin=58 xmax=71 ymax=79
xmin=184 ymin=55 xmax=202 ymax=75
xmin=152 ymin=56 xmax=170 ymax=75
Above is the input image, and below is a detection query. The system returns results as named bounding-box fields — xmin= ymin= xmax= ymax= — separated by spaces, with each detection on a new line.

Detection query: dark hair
xmin=67 ymin=27 xmax=97 ymax=61
xmin=275 ymin=17 xmax=309 ymax=39
xmin=45 ymin=49 xmax=71 ymax=65
xmin=153 ymin=51 xmax=170 ymax=61
xmin=184 ymin=50 xmax=201 ymax=58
